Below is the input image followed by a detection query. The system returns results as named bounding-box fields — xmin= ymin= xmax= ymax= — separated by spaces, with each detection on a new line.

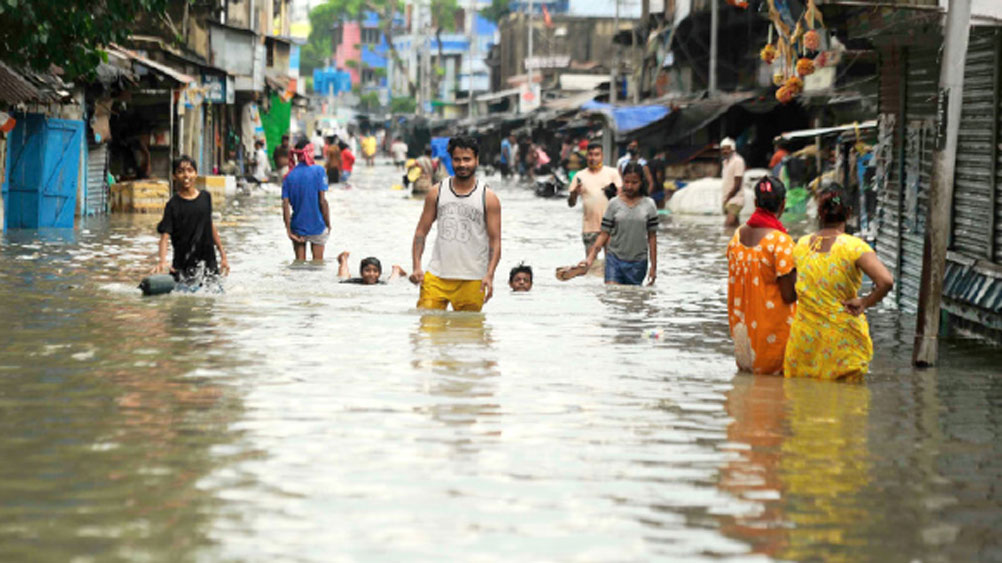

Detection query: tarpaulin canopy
xmin=430 ymin=137 xmax=454 ymax=176
xmin=581 ymin=101 xmax=670 ymax=136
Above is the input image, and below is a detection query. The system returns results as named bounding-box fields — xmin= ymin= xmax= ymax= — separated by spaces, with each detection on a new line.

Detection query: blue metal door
xmin=40 ymin=118 xmax=83 ymax=228
xmin=2 ymin=113 xmax=83 ymax=230
xmin=2 ymin=114 xmax=45 ymax=230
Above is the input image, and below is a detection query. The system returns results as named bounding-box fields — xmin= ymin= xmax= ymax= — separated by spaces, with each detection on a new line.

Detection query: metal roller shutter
xmin=899 ymin=45 xmax=940 ymax=312
xmin=85 ymin=143 xmax=108 ymax=215
xmin=875 ymin=45 xmax=904 ymax=297
xmin=952 ymin=28 xmax=998 ymax=259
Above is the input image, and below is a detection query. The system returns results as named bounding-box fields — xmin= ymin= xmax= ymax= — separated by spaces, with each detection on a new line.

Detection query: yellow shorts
xmin=417 ymin=271 xmax=484 ymax=311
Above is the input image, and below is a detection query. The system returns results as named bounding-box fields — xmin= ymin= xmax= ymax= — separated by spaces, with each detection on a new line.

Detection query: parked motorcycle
xmin=534 ymin=167 xmax=569 ymax=199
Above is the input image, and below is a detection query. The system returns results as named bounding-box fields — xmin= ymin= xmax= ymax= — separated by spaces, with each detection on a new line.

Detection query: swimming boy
xmin=337 ymin=251 xmax=406 ymax=284
xmin=153 ymin=155 xmax=230 ymax=282
xmin=509 ymin=263 xmax=533 ymax=292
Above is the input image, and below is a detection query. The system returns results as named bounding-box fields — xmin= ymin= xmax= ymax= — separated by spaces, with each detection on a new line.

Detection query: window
xmin=361 ymin=28 xmax=381 ymax=46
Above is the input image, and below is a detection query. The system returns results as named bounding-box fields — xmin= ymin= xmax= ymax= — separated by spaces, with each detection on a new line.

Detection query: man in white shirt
xmin=720 ymin=137 xmax=746 ymax=227
xmin=568 ymin=141 xmax=623 ymax=254
xmin=312 ymin=129 xmax=325 ymax=161
xmin=390 ymin=138 xmax=409 ymax=168
xmin=252 ymin=138 xmax=272 ymax=183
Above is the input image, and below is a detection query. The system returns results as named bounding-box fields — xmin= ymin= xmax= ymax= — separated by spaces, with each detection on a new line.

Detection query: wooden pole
xmin=913 ymin=0 xmax=972 ymax=367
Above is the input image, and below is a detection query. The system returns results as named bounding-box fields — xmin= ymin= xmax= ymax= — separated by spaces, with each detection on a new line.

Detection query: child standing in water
xmin=153 ymin=155 xmax=230 ymax=283
xmin=579 ymin=162 xmax=658 ymax=285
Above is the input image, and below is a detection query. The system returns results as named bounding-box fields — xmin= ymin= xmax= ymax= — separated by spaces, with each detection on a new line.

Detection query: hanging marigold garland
xmin=761 ymin=0 xmax=832 ymax=104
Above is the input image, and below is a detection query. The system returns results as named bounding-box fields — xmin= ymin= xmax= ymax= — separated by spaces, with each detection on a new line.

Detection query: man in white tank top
xmin=409 ymin=136 xmax=502 ymax=311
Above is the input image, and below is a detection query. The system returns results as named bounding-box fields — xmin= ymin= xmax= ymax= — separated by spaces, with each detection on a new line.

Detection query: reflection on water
xmin=412 ymin=312 xmax=500 ymax=438
xmin=0 ymin=162 xmax=1001 ymax=561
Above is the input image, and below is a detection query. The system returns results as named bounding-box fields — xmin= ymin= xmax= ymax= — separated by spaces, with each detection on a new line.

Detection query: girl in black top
xmin=153 ymin=156 xmax=230 ymax=283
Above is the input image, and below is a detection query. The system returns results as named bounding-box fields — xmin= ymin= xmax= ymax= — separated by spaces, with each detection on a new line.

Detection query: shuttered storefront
xmin=898 ymin=45 xmax=939 ymax=312
xmin=875 ymin=45 xmax=904 ymax=301
xmin=85 ymin=143 xmax=109 ymax=215
xmin=953 ymin=28 xmax=998 ymax=260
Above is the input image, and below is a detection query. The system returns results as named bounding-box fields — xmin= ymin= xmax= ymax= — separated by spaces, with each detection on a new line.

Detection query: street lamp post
xmin=611 ymin=0 xmax=619 ymax=104
xmin=527 ymin=0 xmax=534 ymax=104
xmin=468 ymin=0 xmax=477 ymax=117
xmin=709 ymin=0 xmax=718 ymax=94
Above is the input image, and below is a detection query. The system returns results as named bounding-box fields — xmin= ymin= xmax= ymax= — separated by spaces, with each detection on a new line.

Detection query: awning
xmin=265 ymin=71 xmax=290 ymax=92
xmin=657 ymin=92 xmax=767 ymax=144
xmin=0 ymin=61 xmax=58 ymax=104
xmin=558 ymin=74 xmax=608 ymax=92
xmin=106 ymin=44 xmax=195 ymax=85
xmin=544 ymin=89 xmax=600 ymax=111
xmin=476 ymin=87 xmax=520 ymax=103
xmin=581 ymin=100 xmax=670 ymax=136
xmin=777 ymin=120 xmax=878 ymax=141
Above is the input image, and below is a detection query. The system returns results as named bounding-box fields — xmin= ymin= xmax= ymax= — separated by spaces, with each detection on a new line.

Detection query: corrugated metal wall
xmin=876 ymin=27 xmax=1002 ymax=340
xmin=952 ymin=29 xmax=998 ymax=260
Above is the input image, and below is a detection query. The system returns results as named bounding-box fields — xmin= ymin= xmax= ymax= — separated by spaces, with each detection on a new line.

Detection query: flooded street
xmin=1 ymin=162 xmax=1000 ymax=561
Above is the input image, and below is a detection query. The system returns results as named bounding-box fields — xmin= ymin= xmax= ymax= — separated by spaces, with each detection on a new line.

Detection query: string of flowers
xmin=756 ymin=0 xmax=837 ymax=104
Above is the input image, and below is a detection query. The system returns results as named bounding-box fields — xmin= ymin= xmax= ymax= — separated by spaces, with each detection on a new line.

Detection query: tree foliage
xmin=480 ymin=0 xmax=511 ymax=24
xmin=357 ymin=91 xmax=381 ymax=111
xmin=390 ymin=96 xmax=416 ymax=114
xmin=0 ymin=0 xmax=171 ymax=78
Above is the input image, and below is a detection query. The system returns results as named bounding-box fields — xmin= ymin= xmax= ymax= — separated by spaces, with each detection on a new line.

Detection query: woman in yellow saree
xmin=784 ymin=184 xmax=894 ymax=380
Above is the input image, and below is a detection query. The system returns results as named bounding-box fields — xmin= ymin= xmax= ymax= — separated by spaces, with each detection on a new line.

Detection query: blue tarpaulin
xmin=430 ymin=137 xmax=454 ymax=176
xmin=313 ymin=68 xmax=352 ymax=95
xmin=580 ymin=101 xmax=670 ymax=134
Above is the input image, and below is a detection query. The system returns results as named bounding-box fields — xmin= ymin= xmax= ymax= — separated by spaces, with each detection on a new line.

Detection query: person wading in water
xmin=409 ymin=136 xmax=502 ymax=312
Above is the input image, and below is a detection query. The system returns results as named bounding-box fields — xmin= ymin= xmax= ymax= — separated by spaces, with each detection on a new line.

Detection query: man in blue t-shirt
xmin=282 ymin=139 xmax=331 ymax=261
xmin=499 ymin=133 xmax=514 ymax=179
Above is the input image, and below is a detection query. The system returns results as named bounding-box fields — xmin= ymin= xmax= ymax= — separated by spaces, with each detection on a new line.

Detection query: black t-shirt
xmin=340 ymin=278 xmax=386 ymax=285
xmin=157 ymin=190 xmax=218 ymax=279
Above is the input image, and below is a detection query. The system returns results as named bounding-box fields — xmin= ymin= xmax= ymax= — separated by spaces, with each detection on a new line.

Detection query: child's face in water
xmin=621 ymin=172 xmax=642 ymax=198
xmin=361 ymin=264 xmax=381 ymax=285
xmin=509 ymin=272 xmax=532 ymax=292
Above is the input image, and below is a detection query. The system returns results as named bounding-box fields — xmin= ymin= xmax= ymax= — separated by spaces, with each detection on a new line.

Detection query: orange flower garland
xmin=796 ymin=57 xmax=815 ymax=77
xmin=776 ymin=86 xmax=794 ymax=104
xmin=784 ymin=76 xmax=804 ymax=94
xmin=760 ymin=44 xmax=778 ymax=64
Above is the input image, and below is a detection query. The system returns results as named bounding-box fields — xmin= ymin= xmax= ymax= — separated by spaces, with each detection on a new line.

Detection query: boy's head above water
xmin=360 ymin=257 xmax=382 ymax=284
xmin=509 ymin=264 xmax=533 ymax=292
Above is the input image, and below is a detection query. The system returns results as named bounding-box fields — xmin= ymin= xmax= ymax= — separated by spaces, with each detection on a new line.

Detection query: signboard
xmin=519 ymin=83 xmax=541 ymax=114
xmin=202 ymin=74 xmax=226 ymax=104
xmin=803 ymin=65 xmax=836 ymax=93
xmin=525 ymin=55 xmax=571 ymax=71
xmin=226 ymin=76 xmax=235 ymax=104
xmin=289 ymin=45 xmax=301 ymax=78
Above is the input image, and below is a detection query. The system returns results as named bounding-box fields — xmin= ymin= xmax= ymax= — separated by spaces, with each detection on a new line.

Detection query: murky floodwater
xmin=1 ymin=162 xmax=1000 ymax=562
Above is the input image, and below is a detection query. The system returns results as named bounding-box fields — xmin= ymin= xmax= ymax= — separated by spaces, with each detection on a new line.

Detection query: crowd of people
xmin=152 ymin=130 xmax=895 ymax=381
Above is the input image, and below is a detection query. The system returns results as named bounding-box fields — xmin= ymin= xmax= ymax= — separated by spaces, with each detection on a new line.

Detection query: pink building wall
xmin=335 ymin=22 xmax=362 ymax=86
